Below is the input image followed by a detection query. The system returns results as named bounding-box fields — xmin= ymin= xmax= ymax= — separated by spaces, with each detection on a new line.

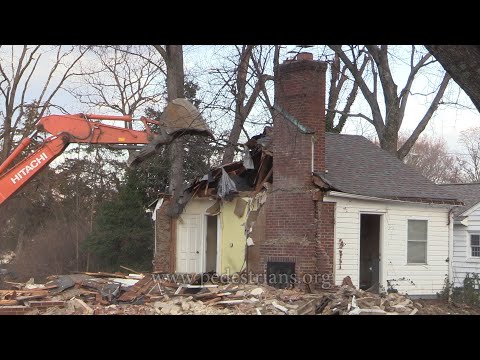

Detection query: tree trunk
xmin=221 ymin=46 xmax=253 ymax=165
xmin=166 ymin=45 xmax=185 ymax=216
xmin=426 ymin=45 xmax=480 ymax=113
xmin=222 ymin=111 xmax=243 ymax=164
xmin=0 ymin=115 xmax=12 ymax=162
xmin=379 ymin=126 xmax=399 ymax=156
xmin=382 ymin=107 xmax=401 ymax=157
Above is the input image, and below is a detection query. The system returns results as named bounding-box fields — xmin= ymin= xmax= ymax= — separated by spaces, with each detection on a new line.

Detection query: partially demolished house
xmin=153 ymin=52 xmax=462 ymax=296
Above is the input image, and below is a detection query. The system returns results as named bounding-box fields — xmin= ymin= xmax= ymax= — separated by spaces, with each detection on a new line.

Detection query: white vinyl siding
xmin=471 ymin=235 xmax=480 ymax=257
xmin=325 ymin=194 xmax=450 ymax=296
xmin=452 ymin=205 xmax=480 ymax=287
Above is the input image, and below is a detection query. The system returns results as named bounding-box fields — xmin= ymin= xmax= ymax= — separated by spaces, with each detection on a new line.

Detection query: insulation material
xmin=246 ymin=210 xmax=259 ymax=229
xmin=206 ymin=200 xmax=221 ymax=216
xmin=218 ymin=168 xmax=237 ymax=200
xmin=151 ymin=198 xmax=164 ymax=221
xmin=243 ymin=145 xmax=254 ymax=169
xmin=234 ymin=198 xmax=248 ymax=218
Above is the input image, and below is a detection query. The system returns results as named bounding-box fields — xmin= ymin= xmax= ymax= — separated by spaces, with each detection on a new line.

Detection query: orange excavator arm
xmin=0 ymin=134 xmax=68 ymax=204
xmin=0 ymin=113 xmax=162 ymax=205
xmin=0 ymin=114 xmax=158 ymax=204
xmin=0 ymin=99 xmax=212 ymax=206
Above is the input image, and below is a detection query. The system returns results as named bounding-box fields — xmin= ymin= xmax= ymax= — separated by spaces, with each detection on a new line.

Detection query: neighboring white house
xmin=323 ymin=193 xmax=453 ymax=296
xmin=314 ymin=133 xmax=463 ymax=297
xmin=439 ymin=184 xmax=480 ymax=288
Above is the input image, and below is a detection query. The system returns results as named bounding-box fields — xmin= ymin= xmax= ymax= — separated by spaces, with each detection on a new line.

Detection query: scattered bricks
xmin=0 ymin=306 xmax=37 ymax=315
xmin=29 ymin=301 xmax=65 ymax=308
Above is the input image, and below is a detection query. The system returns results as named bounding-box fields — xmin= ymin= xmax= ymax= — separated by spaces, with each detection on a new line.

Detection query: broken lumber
xmin=204 ymin=297 xmax=223 ymax=306
xmin=73 ymin=298 xmax=94 ymax=315
xmin=272 ymin=301 xmax=289 ymax=314
xmin=216 ymin=300 xmax=246 ymax=305
xmin=120 ymin=265 xmax=143 ymax=275
xmin=118 ymin=276 xmax=154 ymax=302
xmin=72 ymin=271 xmax=127 ymax=279
xmin=297 ymin=300 xmax=317 ymax=315
xmin=0 ymin=289 xmax=48 ymax=295
xmin=15 ymin=294 xmax=48 ymax=301
xmin=0 ymin=300 xmax=19 ymax=306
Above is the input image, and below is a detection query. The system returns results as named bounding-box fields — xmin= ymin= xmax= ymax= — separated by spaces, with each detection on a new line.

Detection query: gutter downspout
xmin=154 ymin=219 xmax=157 ymax=256
xmin=448 ymin=208 xmax=454 ymax=295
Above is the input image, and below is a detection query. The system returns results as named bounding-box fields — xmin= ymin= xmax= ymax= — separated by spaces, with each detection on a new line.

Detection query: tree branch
xmin=329 ymin=45 xmax=384 ymax=133
xmin=326 ymin=109 xmax=374 ymax=125
xmin=397 ymin=72 xmax=451 ymax=159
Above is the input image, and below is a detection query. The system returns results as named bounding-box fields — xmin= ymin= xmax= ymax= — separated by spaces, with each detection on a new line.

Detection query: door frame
xmin=202 ymin=214 xmax=222 ymax=274
xmin=176 ymin=214 xmax=204 ymax=273
xmin=358 ymin=211 xmax=385 ymax=291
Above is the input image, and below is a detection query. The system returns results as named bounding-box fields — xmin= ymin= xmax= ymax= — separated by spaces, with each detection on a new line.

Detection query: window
xmin=471 ymin=235 xmax=480 ymax=257
xmin=407 ymin=220 xmax=427 ymax=264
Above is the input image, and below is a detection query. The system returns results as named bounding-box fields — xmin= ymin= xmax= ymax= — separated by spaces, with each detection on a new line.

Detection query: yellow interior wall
xmin=219 ymin=197 xmax=249 ymax=274
xmin=182 ymin=198 xmax=215 ymax=215
xmin=177 ymin=197 xmax=250 ymax=274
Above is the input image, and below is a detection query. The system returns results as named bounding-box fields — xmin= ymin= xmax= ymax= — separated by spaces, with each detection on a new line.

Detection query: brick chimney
xmin=259 ymin=53 xmax=329 ymax=288
xmin=274 ymin=52 xmax=328 ymax=183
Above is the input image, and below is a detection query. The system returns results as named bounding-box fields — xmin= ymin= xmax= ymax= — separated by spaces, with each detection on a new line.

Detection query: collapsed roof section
xmin=179 ymin=128 xmax=462 ymax=207
xmin=182 ymin=127 xmax=273 ymax=203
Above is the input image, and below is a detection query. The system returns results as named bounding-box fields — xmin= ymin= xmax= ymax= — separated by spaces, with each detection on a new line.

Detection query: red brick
xmin=256 ymin=55 xmax=334 ymax=289
xmin=29 ymin=301 xmax=65 ymax=308
xmin=153 ymin=198 xmax=173 ymax=272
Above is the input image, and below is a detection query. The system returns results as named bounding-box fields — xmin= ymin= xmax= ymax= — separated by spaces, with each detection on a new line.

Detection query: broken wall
xmin=153 ymin=198 xmax=173 ymax=273
xmin=218 ymin=198 xmax=249 ymax=274
xmin=155 ymin=197 xmax=249 ymax=274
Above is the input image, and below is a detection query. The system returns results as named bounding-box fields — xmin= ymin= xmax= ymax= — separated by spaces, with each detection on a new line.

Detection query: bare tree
xmin=198 ymin=45 xmax=276 ymax=164
xmin=401 ymin=134 xmax=462 ymax=183
xmin=328 ymin=45 xmax=451 ymax=159
xmin=153 ymin=45 xmax=186 ymax=215
xmin=0 ymin=45 xmax=88 ymax=162
xmin=458 ymin=127 xmax=480 ymax=182
xmin=219 ymin=45 xmax=275 ymax=164
xmin=326 ymin=52 xmax=369 ymax=133
xmin=68 ymin=46 xmax=165 ymax=120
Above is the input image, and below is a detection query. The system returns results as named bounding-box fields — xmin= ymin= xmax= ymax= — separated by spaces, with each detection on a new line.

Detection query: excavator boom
xmin=0 ymin=135 xmax=68 ymax=204
xmin=0 ymin=98 xmax=212 ymax=206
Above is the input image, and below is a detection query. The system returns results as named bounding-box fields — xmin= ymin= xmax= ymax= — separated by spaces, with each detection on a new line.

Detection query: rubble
xmin=1 ymin=273 xmax=480 ymax=315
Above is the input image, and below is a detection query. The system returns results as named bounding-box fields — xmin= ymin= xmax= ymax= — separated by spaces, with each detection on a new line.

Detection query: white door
xmin=177 ymin=215 xmax=203 ymax=273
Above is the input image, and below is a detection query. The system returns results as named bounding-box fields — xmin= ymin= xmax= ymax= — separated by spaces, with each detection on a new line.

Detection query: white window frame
xmin=469 ymin=233 xmax=480 ymax=260
xmin=406 ymin=218 xmax=428 ymax=265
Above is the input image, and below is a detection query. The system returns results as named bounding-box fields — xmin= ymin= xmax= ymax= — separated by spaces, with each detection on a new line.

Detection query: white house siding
xmin=324 ymin=194 xmax=451 ymax=296
xmin=452 ymin=207 xmax=480 ymax=287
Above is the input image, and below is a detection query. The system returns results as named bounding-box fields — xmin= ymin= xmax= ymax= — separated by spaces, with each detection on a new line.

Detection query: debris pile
xmin=316 ymin=285 xmax=420 ymax=315
xmin=1 ymin=273 xmax=479 ymax=315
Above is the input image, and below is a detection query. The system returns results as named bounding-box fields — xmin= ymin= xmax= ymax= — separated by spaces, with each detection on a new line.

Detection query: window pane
xmin=408 ymin=241 xmax=427 ymax=263
xmin=471 ymin=235 xmax=480 ymax=246
xmin=472 ymin=247 xmax=480 ymax=257
xmin=408 ymin=220 xmax=427 ymax=240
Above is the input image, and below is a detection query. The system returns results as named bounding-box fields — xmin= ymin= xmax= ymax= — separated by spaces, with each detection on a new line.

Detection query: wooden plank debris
xmin=0 ymin=300 xmax=19 ymax=306
xmin=73 ymin=298 xmax=94 ymax=315
xmin=72 ymin=271 xmax=127 ymax=279
xmin=120 ymin=265 xmax=143 ymax=275
xmin=272 ymin=301 xmax=289 ymax=314
xmin=216 ymin=300 xmax=246 ymax=305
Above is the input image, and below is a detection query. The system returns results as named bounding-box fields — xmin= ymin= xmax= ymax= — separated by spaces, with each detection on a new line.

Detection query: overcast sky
xmin=4 ymin=45 xmax=480 ymax=156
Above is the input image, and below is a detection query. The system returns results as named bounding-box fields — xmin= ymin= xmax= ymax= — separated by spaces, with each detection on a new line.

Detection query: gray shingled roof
xmin=438 ymin=183 xmax=480 ymax=216
xmin=314 ymin=133 xmax=461 ymax=204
